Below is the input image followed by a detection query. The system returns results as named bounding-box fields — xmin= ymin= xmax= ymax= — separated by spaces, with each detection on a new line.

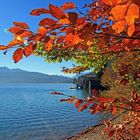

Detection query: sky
xmin=0 ymin=0 xmax=91 ymax=76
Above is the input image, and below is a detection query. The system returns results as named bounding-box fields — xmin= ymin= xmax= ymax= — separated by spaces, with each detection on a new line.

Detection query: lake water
xmin=0 ymin=83 xmax=104 ymax=140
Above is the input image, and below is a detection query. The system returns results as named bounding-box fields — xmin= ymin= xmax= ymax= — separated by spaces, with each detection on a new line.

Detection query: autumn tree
xmin=0 ymin=0 xmax=140 ymax=139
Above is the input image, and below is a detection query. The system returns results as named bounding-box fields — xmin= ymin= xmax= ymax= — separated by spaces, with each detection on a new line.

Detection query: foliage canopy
xmin=0 ymin=0 xmax=140 ymax=139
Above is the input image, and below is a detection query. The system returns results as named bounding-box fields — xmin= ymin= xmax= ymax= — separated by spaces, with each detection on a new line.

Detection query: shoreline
xmin=66 ymin=112 xmax=126 ymax=140
xmin=66 ymin=122 xmax=107 ymax=140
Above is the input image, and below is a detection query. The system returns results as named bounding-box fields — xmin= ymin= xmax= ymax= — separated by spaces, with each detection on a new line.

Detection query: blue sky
xmin=0 ymin=0 xmax=91 ymax=76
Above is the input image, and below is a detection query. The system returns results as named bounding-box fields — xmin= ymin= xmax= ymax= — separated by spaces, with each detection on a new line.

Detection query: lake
xmin=0 ymin=83 xmax=104 ymax=140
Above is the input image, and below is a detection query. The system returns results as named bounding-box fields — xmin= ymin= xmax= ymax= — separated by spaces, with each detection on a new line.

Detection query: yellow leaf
xmin=16 ymin=36 xmax=22 ymax=41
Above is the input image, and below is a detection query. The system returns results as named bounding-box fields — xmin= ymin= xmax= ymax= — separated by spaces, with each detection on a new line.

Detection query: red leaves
xmin=112 ymin=20 xmax=126 ymax=34
xmin=105 ymin=126 xmax=115 ymax=137
xmin=44 ymin=38 xmax=53 ymax=52
xmin=8 ymin=39 xmax=24 ymax=47
xmin=125 ymin=3 xmax=139 ymax=36
xmin=24 ymin=43 xmax=37 ymax=57
xmin=49 ymin=4 xmax=64 ymax=19
xmin=110 ymin=3 xmax=129 ymax=21
xmin=0 ymin=45 xmax=9 ymax=50
xmin=111 ymin=106 xmax=117 ymax=115
xmin=109 ymin=1 xmax=139 ymax=37
xmin=127 ymin=24 xmax=135 ymax=37
xmin=101 ymin=0 xmax=122 ymax=5
xmin=95 ymin=97 xmax=112 ymax=103
xmin=51 ymin=91 xmax=63 ymax=95
xmin=37 ymin=27 xmax=49 ymax=36
xmin=13 ymin=22 xmax=29 ymax=29
xmin=75 ymin=99 xmax=83 ymax=108
xmin=9 ymin=26 xmax=24 ymax=34
xmin=58 ymin=12 xmax=78 ymax=25
xmin=2 ymin=0 xmax=140 ymax=66
xmin=12 ymin=43 xmax=36 ymax=62
xmin=17 ymin=30 xmax=32 ymax=38
xmin=61 ymin=2 xmax=76 ymax=10
xmin=125 ymin=3 xmax=139 ymax=25
xmin=8 ymin=22 xmax=32 ymax=47
xmin=78 ymin=104 xmax=88 ymax=112
xmin=92 ymin=89 xmax=99 ymax=97
xmin=65 ymin=33 xmax=83 ymax=47
xmin=30 ymin=8 xmax=49 ymax=16
xmin=39 ymin=18 xmax=57 ymax=26
xmin=13 ymin=48 xmax=23 ymax=63
xmin=68 ymin=12 xmax=78 ymax=24
xmin=60 ymin=98 xmax=76 ymax=103
xmin=90 ymin=104 xmax=101 ymax=114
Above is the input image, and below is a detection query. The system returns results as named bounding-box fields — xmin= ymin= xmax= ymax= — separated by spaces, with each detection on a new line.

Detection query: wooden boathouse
xmin=74 ymin=73 xmax=105 ymax=93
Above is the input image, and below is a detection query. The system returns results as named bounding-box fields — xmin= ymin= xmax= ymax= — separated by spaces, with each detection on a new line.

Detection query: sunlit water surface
xmin=0 ymin=83 xmax=104 ymax=140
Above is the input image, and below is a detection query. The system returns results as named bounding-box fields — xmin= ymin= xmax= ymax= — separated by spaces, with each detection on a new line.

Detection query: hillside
xmin=0 ymin=67 xmax=73 ymax=83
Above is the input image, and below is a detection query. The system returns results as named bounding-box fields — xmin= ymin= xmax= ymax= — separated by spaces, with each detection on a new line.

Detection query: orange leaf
xmin=39 ymin=18 xmax=57 ymax=26
xmin=49 ymin=4 xmax=64 ymax=19
xmin=49 ymin=24 xmax=63 ymax=31
xmin=110 ymin=3 xmax=129 ymax=21
xmin=44 ymin=38 xmax=53 ymax=52
xmin=95 ymin=105 xmax=101 ymax=113
xmin=101 ymin=0 xmax=122 ymax=5
xmin=125 ymin=3 xmax=139 ymax=25
xmin=76 ymin=17 xmax=86 ymax=25
xmin=9 ymin=26 xmax=24 ymax=34
xmin=28 ymin=34 xmax=43 ymax=42
xmin=127 ymin=24 xmax=135 ymax=37
xmin=108 ymin=45 xmax=122 ymax=52
xmin=60 ymin=98 xmax=76 ymax=103
xmin=65 ymin=33 xmax=83 ymax=46
xmin=78 ymin=104 xmax=88 ymax=112
xmin=42 ymin=36 xmax=50 ymax=43
xmin=16 ymin=30 xmax=32 ymax=38
xmin=57 ymin=36 xmax=65 ymax=44
xmin=13 ymin=22 xmax=29 ymax=29
xmin=95 ymin=97 xmax=112 ymax=103
xmin=24 ymin=43 xmax=36 ymax=57
xmin=13 ymin=48 xmax=23 ymax=63
xmin=30 ymin=8 xmax=50 ymax=16
xmin=111 ymin=106 xmax=117 ymax=115
xmin=68 ymin=12 xmax=78 ymax=24
xmin=59 ymin=17 xmax=70 ymax=24
xmin=0 ymin=45 xmax=9 ymax=50
xmin=37 ymin=27 xmax=49 ymax=36
xmin=75 ymin=99 xmax=83 ymax=108
xmin=61 ymin=2 xmax=76 ymax=10
xmin=112 ymin=20 xmax=126 ymax=34
xmin=8 ymin=39 xmax=24 ymax=47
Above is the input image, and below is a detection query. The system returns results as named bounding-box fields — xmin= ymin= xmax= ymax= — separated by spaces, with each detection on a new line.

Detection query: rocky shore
xmin=66 ymin=112 xmax=127 ymax=140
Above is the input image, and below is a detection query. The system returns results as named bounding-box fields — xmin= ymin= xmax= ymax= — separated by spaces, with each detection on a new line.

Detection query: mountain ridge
xmin=0 ymin=67 xmax=73 ymax=83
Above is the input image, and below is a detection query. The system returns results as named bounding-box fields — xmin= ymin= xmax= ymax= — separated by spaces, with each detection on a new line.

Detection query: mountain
xmin=0 ymin=67 xmax=73 ymax=83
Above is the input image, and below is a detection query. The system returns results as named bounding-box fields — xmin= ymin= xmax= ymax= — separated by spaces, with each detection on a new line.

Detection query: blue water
xmin=0 ymin=83 xmax=103 ymax=140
